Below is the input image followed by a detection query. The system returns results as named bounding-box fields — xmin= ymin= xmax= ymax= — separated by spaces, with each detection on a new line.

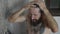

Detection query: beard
xmin=32 ymin=19 xmax=38 ymax=24
xmin=30 ymin=17 xmax=42 ymax=26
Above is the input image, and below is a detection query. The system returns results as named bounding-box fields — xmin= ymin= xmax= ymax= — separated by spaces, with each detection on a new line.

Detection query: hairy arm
xmin=8 ymin=8 xmax=26 ymax=23
xmin=43 ymin=8 xmax=58 ymax=33
xmin=8 ymin=3 xmax=32 ymax=22
xmin=36 ymin=0 xmax=58 ymax=33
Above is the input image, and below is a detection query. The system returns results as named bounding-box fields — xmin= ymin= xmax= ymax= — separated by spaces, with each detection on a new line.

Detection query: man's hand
xmin=34 ymin=0 xmax=47 ymax=11
xmin=23 ymin=3 xmax=34 ymax=9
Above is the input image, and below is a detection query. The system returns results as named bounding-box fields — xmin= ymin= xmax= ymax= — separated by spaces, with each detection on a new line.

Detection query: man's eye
xmin=34 ymin=14 xmax=37 ymax=16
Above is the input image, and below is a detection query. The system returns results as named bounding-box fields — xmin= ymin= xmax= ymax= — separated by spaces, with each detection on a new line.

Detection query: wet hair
xmin=33 ymin=4 xmax=43 ymax=13
xmin=33 ymin=4 xmax=40 ymax=8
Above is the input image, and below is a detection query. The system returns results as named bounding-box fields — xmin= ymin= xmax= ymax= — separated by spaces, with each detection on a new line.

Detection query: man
xmin=8 ymin=0 xmax=58 ymax=34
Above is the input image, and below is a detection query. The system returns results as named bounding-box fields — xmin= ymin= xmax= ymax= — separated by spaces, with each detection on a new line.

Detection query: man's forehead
xmin=30 ymin=8 xmax=40 ymax=13
xmin=30 ymin=7 xmax=40 ymax=10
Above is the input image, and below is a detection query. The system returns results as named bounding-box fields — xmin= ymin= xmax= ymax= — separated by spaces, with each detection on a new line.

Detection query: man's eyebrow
xmin=32 ymin=13 xmax=38 ymax=15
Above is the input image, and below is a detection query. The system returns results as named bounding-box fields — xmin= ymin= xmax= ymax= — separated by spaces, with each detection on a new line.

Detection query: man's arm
xmin=8 ymin=3 xmax=32 ymax=22
xmin=43 ymin=7 xmax=58 ymax=33
xmin=37 ymin=0 xmax=58 ymax=33
xmin=8 ymin=8 xmax=26 ymax=23
xmin=7 ymin=2 xmax=35 ymax=23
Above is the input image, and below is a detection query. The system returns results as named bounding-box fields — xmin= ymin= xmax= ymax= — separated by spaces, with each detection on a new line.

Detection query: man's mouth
xmin=32 ymin=19 xmax=37 ymax=22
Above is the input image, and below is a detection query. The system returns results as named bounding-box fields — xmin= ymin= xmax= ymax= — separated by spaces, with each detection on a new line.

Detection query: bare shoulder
xmin=43 ymin=26 xmax=51 ymax=34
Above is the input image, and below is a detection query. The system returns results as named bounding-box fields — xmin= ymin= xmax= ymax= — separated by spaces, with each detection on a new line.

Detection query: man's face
xmin=29 ymin=7 xmax=41 ymax=23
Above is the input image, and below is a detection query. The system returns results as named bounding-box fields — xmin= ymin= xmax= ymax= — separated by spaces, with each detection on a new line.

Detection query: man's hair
xmin=33 ymin=4 xmax=40 ymax=9
xmin=33 ymin=4 xmax=43 ymax=13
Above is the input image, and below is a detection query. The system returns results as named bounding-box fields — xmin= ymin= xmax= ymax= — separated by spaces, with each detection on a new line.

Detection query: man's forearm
xmin=43 ymin=8 xmax=58 ymax=32
xmin=37 ymin=0 xmax=58 ymax=32
xmin=8 ymin=8 xmax=26 ymax=22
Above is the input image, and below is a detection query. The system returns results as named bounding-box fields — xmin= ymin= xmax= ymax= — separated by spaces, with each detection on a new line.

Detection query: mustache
xmin=30 ymin=19 xmax=40 ymax=26
xmin=32 ymin=19 xmax=38 ymax=21
xmin=31 ymin=19 xmax=38 ymax=23
xmin=31 ymin=19 xmax=36 ymax=21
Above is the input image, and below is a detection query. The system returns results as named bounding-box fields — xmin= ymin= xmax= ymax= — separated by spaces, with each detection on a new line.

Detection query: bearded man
xmin=8 ymin=0 xmax=58 ymax=34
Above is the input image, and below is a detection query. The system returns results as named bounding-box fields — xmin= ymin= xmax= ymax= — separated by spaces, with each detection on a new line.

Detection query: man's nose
xmin=32 ymin=16 xmax=35 ymax=20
